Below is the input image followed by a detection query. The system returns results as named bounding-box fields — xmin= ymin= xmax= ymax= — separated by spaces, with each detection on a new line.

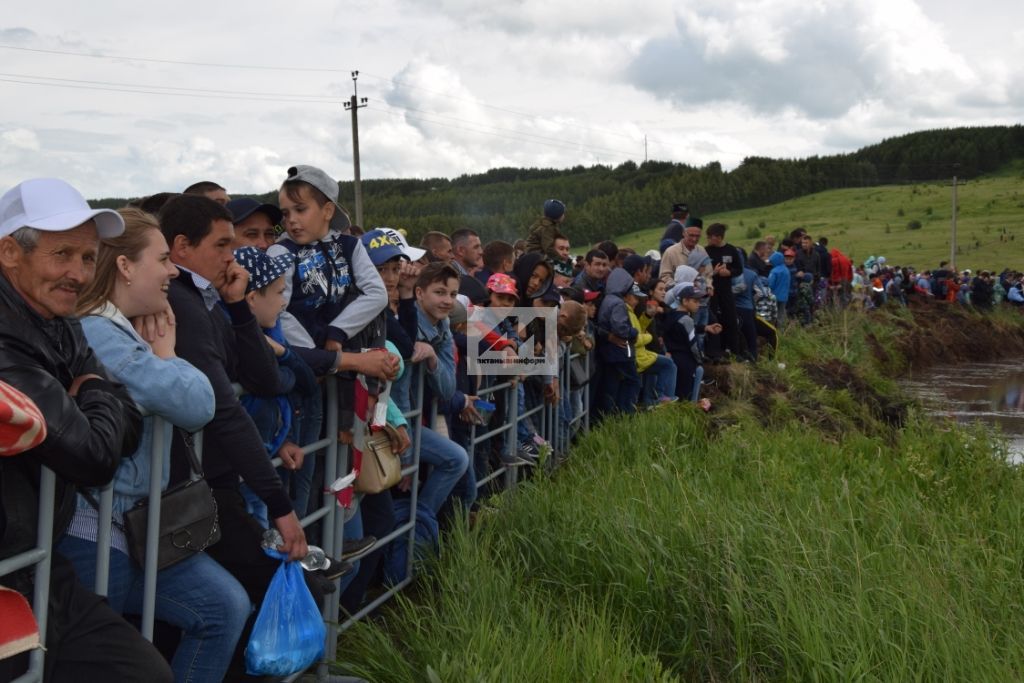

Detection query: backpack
xmin=753 ymin=276 xmax=778 ymax=324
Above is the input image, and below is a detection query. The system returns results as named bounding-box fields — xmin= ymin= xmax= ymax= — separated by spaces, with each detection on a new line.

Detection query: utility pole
xmin=344 ymin=70 xmax=368 ymax=227
xmin=644 ymin=135 xmax=648 ymax=164
xmin=950 ymin=169 xmax=958 ymax=270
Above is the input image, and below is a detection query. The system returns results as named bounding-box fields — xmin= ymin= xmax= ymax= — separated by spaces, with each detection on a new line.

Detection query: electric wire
xmin=0 ymin=43 xmax=646 ymax=143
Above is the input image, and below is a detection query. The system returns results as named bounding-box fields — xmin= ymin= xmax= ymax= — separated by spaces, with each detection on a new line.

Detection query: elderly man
xmin=659 ymin=218 xmax=709 ymax=287
xmin=0 ymin=178 xmax=172 ymax=682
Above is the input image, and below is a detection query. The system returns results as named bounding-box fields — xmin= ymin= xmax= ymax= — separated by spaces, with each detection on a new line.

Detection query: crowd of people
xmin=1 ymin=170 xmax=1021 ymax=683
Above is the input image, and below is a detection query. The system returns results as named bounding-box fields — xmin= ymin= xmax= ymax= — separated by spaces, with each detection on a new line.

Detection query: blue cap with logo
xmin=361 ymin=228 xmax=418 ymax=266
xmin=233 ymin=246 xmax=293 ymax=293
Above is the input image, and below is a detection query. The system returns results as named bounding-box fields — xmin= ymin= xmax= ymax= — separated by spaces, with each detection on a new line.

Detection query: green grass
xmin=618 ymin=162 xmax=1024 ymax=271
xmin=334 ymin=309 xmax=1024 ymax=682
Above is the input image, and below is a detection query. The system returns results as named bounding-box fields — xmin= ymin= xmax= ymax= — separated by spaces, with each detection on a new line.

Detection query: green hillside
xmin=617 ymin=163 xmax=1024 ymax=271
xmin=90 ymin=125 xmax=1024 ymax=256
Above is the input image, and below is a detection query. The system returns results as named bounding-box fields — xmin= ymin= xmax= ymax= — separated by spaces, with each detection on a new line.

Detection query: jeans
xmin=671 ymin=351 xmax=704 ymax=403
xmin=415 ymin=425 xmax=470 ymax=514
xmin=340 ymin=490 xmax=394 ymax=615
xmin=58 ymin=535 xmax=250 ymax=683
xmin=600 ymin=359 xmax=642 ymax=414
xmin=641 ymin=355 xmax=678 ymax=402
xmin=691 ymin=365 xmax=705 ymax=402
xmin=282 ymin=386 xmax=323 ymax=518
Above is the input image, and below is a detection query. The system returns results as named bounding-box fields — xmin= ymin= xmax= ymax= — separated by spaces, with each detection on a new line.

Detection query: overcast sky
xmin=2 ymin=0 xmax=1022 ymax=199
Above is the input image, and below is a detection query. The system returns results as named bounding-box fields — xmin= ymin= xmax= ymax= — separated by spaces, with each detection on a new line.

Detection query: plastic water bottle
xmin=260 ymin=529 xmax=331 ymax=571
xmin=300 ymin=547 xmax=330 ymax=572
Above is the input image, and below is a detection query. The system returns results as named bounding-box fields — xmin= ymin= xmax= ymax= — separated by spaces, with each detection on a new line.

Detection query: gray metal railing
xmin=0 ymin=348 xmax=595 ymax=680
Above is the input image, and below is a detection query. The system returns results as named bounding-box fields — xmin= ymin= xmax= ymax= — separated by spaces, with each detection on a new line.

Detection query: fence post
xmin=506 ymin=379 xmax=520 ymax=489
xmin=93 ymin=483 xmax=113 ymax=597
xmin=318 ymin=376 xmax=341 ymax=682
xmin=406 ymin=365 xmax=425 ymax=583
xmin=138 ymin=418 xmax=165 ymax=641
xmin=27 ymin=466 xmax=57 ymax=680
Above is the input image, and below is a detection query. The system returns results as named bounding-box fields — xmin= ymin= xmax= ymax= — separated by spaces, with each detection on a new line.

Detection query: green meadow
xmin=335 ymin=306 xmax=1024 ymax=682
xmin=617 ymin=163 xmax=1024 ymax=271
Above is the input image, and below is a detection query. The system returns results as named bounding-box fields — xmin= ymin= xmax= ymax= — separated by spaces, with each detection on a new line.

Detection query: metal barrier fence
xmin=0 ymin=348 xmax=593 ymax=681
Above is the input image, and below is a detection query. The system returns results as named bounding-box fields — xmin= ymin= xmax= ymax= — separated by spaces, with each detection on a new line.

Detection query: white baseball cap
xmin=0 ymin=178 xmax=125 ymax=239
xmin=378 ymin=226 xmax=426 ymax=261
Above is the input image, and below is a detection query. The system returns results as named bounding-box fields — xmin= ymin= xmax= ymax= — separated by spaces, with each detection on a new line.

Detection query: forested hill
xmin=92 ymin=125 xmax=1024 ymax=245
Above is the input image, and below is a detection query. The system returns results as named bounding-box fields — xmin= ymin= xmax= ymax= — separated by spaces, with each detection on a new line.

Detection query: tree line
xmin=91 ymin=125 xmax=1024 ymax=246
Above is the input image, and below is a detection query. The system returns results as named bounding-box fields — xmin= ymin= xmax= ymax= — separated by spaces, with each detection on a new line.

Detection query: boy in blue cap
xmin=232 ymin=246 xmax=319 ymax=527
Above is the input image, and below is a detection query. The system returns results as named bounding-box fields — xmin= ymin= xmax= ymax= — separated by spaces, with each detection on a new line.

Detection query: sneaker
xmin=517 ymin=442 xmax=541 ymax=463
xmin=324 ymin=559 xmax=356 ymax=582
xmin=500 ymin=451 xmax=535 ymax=467
xmin=658 ymin=396 xmax=678 ymax=405
xmin=342 ymin=535 xmax=377 ymax=561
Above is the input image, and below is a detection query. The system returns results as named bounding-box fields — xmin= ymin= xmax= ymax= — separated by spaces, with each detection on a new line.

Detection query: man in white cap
xmin=0 ymin=178 xmax=172 ymax=682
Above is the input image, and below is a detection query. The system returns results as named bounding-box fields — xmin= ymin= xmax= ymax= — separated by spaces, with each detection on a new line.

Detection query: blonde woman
xmin=59 ymin=208 xmax=249 ymax=683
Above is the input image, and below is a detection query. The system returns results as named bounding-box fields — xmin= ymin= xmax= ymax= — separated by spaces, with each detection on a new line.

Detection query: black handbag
xmin=86 ymin=428 xmax=220 ymax=570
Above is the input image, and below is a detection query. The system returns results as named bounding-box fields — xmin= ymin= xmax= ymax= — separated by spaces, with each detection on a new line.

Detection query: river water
xmin=902 ymin=360 xmax=1024 ymax=463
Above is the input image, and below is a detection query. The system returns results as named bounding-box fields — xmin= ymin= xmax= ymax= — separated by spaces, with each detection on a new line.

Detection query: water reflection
xmin=903 ymin=361 xmax=1024 ymax=463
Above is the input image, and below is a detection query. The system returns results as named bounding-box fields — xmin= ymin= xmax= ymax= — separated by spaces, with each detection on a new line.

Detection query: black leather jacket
xmin=0 ymin=272 xmax=142 ymax=568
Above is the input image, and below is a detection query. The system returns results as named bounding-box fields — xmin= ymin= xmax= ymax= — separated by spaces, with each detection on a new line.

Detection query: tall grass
xmin=335 ymin=311 xmax=1024 ymax=681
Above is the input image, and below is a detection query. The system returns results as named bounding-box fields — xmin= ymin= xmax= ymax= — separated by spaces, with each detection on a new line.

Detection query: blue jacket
xmin=597 ymin=268 xmax=638 ymax=362
xmin=768 ymin=252 xmax=791 ymax=303
xmin=78 ymin=306 xmax=214 ymax=522
xmin=735 ymin=267 xmax=757 ymax=310
xmin=241 ymin=320 xmax=320 ymax=457
xmin=392 ymin=305 xmax=457 ymax=417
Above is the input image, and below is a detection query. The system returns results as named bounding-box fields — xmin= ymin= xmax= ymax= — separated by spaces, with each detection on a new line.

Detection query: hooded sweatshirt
xmin=512 ymin=252 xmax=553 ymax=303
xmin=767 ymin=252 xmax=791 ymax=303
xmin=597 ymin=268 xmax=638 ymax=363
xmin=630 ymin=307 xmax=656 ymax=373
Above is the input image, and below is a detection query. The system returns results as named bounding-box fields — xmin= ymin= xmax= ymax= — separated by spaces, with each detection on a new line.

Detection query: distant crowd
xmin=1 ymin=170 xmax=1021 ymax=683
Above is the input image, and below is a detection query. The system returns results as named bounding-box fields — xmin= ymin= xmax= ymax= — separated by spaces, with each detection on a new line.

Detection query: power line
xmin=0 ymin=43 xmax=645 ymax=144
xmin=0 ymin=70 xmax=642 ymax=158
xmin=0 ymin=75 xmax=343 ymax=104
xmin=0 ymin=71 xmax=342 ymax=100
xmin=0 ymin=43 xmax=352 ymax=73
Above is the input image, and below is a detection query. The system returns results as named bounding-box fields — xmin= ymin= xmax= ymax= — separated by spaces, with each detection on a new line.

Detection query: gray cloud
xmin=627 ymin=5 xmax=886 ymax=119
xmin=0 ymin=27 xmax=37 ymax=42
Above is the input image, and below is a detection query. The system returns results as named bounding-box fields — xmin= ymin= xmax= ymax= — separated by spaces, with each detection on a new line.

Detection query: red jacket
xmin=830 ymin=249 xmax=853 ymax=284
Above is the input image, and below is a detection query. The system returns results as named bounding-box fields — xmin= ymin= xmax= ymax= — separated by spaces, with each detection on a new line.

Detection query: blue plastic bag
xmin=245 ymin=549 xmax=326 ymax=676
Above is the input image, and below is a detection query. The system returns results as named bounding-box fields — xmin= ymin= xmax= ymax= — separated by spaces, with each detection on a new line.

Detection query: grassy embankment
xmin=617 ymin=162 xmax=1024 ymax=271
xmin=334 ymin=303 xmax=1024 ymax=682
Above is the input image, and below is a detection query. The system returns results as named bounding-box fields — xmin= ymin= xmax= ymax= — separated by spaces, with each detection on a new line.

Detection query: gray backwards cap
xmin=284 ymin=165 xmax=352 ymax=231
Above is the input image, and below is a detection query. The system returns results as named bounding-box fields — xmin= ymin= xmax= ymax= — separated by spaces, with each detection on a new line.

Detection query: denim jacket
xmin=73 ymin=304 xmax=214 ymax=526
xmin=415 ymin=305 xmax=456 ymax=403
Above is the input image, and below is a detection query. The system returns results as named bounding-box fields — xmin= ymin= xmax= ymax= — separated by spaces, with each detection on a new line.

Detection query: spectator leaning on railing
xmin=61 ymin=207 xmax=250 ymax=683
xmin=0 ymin=178 xmax=172 ymax=683
xmin=159 ymin=193 xmax=326 ymax=681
